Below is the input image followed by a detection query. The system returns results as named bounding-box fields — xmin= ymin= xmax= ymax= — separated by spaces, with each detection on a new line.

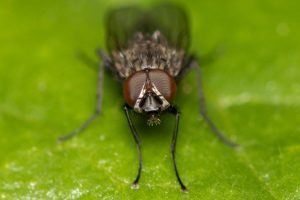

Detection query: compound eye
xmin=149 ymin=69 xmax=176 ymax=101
xmin=123 ymin=71 xmax=146 ymax=107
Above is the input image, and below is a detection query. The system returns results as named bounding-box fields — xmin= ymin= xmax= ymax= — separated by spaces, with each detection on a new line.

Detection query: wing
xmin=106 ymin=6 xmax=144 ymax=51
xmin=147 ymin=4 xmax=189 ymax=50
xmin=106 ymin=4 xmax=189 ymax=51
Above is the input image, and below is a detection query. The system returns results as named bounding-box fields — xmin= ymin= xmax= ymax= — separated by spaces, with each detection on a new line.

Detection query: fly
xmin=58 ymin=4 xmax=238 ymax=192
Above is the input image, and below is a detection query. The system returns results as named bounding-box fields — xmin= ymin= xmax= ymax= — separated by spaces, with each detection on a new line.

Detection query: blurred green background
xmin=0 ymin=0 xmax=299 ymax=199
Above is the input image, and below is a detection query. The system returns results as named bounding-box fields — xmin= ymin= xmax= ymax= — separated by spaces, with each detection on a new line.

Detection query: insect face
xmin=123 ymin=69 xmax=177 ymax=116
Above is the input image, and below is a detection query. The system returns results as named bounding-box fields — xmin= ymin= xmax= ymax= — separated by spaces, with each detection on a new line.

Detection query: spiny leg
xmin=192 ymin=60 xmax=238 ymax=148
xmin=124 ymin=105 xmax=142 ymax=187
xmin=58 ymin=50 xmax=109 ymax=142
xmin=168 ymin=106 xmax=187 ymax=192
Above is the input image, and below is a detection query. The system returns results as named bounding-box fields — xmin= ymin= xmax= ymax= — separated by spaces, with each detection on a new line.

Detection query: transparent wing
xmin=106 ymin=4 xmax=189 ymax=51
xmin=106 ymin=6 xmax=144 ymax=51
xmin=147 ymin=4 xmax=189 ymax=50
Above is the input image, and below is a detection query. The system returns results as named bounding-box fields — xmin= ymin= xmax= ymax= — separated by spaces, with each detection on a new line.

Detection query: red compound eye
xmin=148 ymin=69 xmax=176 ymax=102
xmin=123 ymin=69 xmax=177 ymax=107
xmin=123 ymin=71 xmax=147 ymax=107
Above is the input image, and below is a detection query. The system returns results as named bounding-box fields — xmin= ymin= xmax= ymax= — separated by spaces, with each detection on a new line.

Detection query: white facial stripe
xmin=134 ymin=83 xmax=146 ymax=113
xmin=151 ymin=83 xmax=170 ymax=111
xmin=133 ymin=82 xmax=170 ymax=113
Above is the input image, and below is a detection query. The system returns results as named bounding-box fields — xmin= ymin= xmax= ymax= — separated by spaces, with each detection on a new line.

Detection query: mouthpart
xmin=147 ymin=113 xmax=161 ymax=126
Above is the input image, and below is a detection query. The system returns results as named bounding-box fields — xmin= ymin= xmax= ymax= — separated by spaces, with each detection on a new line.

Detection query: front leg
xmin=123 ymin=104 xmax=142 ymax=188
xmin=168 ymin=106 xmax=187 ymax=192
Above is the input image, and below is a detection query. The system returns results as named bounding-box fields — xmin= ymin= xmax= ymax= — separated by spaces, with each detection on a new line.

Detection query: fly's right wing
xmin=106 ymin=6 xmax=144 ymax=52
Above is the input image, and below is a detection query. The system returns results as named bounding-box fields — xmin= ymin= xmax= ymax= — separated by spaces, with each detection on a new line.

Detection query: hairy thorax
xmin=111 ymin=31 xmax=185 ymax=79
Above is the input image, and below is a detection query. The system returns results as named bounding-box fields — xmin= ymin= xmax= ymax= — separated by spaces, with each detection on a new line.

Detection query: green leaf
xmin=0 ymin=0 xmax=299 ymax=199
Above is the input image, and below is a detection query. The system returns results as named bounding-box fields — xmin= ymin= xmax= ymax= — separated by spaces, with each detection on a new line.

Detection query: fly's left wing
xmin=146 ymin=4 xmax=189 ymax=51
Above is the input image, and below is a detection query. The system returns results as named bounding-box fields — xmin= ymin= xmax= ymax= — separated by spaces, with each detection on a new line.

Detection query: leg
xmin=97 ymin=49 xmax=121 ymax=80
xmin=124 ymin=105 xmax=142 ymax=187
xmin=58 ymin=50 xmax=108 ymax=142
xmin=192 ymin=60 xmax=238 ymax=148
xmin=76 ymin=51 xmax=99 ymax=71
xmin=176 ymin=47 xmax=224 ymax=82
xmin=168 ymin=106 xmax=187 ymax=192
xmin=175 ymin=55 xmax=196 ymax=82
